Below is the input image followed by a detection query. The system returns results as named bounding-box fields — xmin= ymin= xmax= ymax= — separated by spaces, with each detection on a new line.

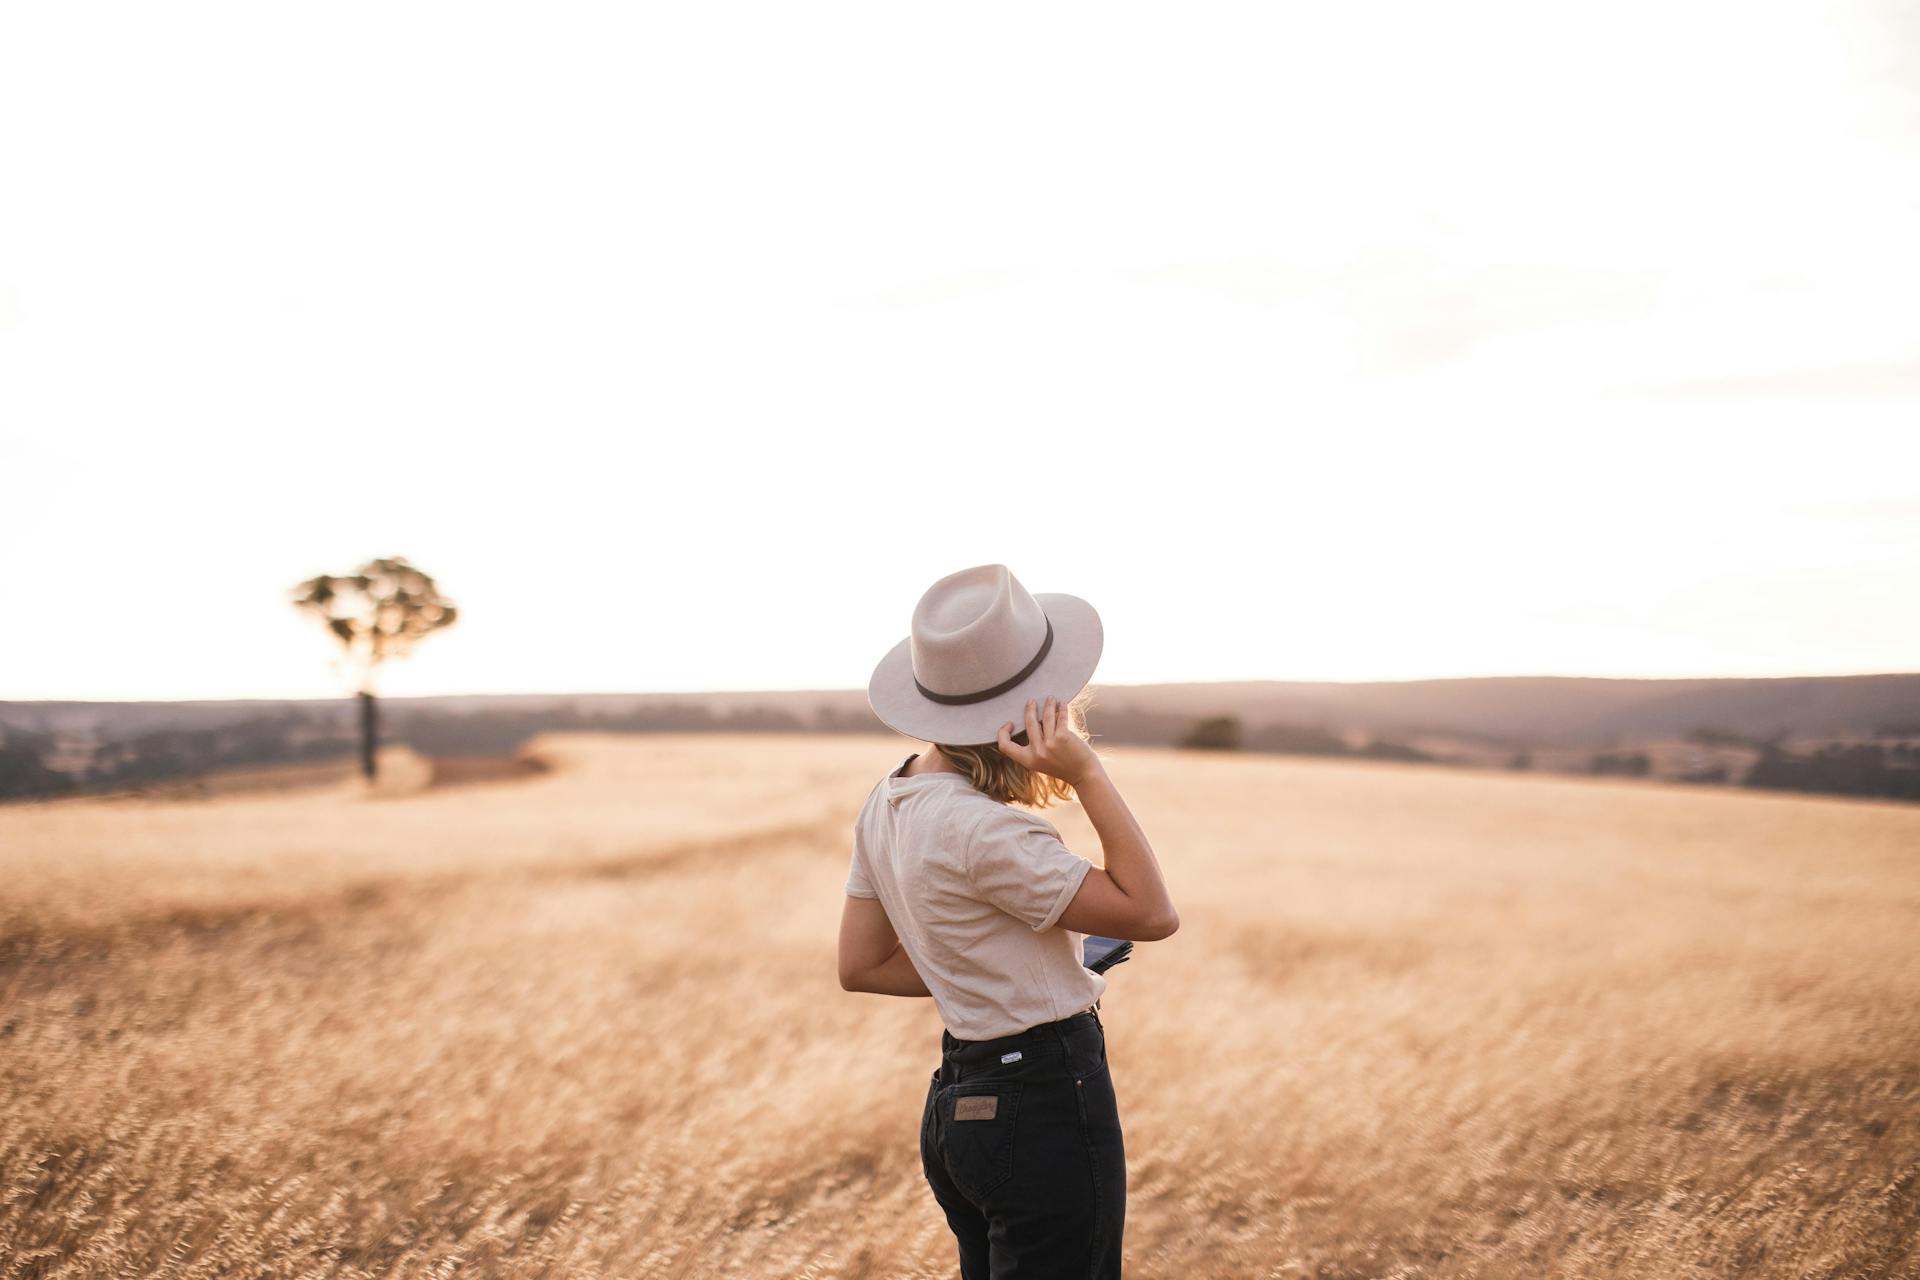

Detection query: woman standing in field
xmin=839 ymin=564 xmax=1179 ymax=1279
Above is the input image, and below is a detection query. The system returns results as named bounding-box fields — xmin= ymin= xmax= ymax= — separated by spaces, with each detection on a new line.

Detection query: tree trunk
xmin=358 ymin=689 xmax=379 ymax=781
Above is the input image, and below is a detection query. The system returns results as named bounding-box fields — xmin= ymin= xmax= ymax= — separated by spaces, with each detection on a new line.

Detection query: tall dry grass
xmin=2 ymin=733 xmax=1916 ymax=1277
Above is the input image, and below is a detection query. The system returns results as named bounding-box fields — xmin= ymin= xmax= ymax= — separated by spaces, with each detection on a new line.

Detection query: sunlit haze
xmin=3 ymin=1 xmax=1916 ymax=701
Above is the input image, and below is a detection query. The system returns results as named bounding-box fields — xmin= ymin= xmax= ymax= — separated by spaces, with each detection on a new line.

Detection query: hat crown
xmin=909 ymin=564 xmax=1049 ymax=699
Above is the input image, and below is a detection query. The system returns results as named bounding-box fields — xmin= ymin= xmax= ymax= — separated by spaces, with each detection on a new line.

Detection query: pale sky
xmin=2 ymin=1 xmax=1916 ymax=702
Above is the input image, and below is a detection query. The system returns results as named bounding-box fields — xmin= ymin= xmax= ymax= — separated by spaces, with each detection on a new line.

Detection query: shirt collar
xmin=886 ymin=752 xmax=975 ymax=804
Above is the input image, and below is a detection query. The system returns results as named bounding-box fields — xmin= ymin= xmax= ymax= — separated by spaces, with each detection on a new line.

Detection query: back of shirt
xmin=845 ymin=752 xmax=1106 ymax=1040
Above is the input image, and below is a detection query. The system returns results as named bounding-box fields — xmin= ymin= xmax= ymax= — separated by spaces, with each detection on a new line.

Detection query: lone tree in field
xmin=290 ymin=556 xmax=458 ymax=782
xmin=1179 ymin=715 xmax=1242 ymax=751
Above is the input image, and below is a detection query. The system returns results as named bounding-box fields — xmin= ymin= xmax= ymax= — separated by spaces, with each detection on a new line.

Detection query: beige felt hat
xmin=867 ymin=564 xmax=1103 ymax=746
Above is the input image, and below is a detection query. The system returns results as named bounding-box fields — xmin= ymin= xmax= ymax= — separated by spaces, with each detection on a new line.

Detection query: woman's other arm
xmin=837 ymin=895 xmax=933 ymax=996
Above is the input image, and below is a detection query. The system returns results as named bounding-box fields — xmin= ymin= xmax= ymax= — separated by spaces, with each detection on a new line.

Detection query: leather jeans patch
xmin=954 ymin=1094 xmax=999 ymax=1121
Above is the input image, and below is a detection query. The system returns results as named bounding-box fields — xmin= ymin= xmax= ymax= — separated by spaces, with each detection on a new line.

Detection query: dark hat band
xmin=913 ymin=615 xmax=1054 ymax=706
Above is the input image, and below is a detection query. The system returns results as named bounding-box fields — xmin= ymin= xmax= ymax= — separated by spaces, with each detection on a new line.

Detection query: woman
xmin=838 ymin=564 xmax=1179 ymax=1279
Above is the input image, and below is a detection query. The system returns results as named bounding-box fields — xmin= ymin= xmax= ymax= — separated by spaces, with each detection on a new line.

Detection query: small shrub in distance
xmin=1179 ymin=716 xmax=1242 ymax=751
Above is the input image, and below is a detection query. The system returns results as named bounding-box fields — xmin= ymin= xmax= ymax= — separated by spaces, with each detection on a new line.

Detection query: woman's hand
xmin=997 ymin=695 xmax=1100 ymax=787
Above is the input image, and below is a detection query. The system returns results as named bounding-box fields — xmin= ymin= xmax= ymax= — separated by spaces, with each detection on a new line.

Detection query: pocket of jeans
xmin=1067 ymin=1022 xmax=1110 ymax=1082
xmin=920 ymin=1071 xmax=941 ymax=1164
xmin=941 ymin=1081 xmax=1022 ymax=1202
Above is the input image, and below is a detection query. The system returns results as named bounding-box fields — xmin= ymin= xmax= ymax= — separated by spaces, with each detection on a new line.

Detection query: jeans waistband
xmin=939 ymin=1002 xmax=1101 ymax=1069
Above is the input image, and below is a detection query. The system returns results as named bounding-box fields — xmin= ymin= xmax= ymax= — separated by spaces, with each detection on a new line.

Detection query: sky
xmin=2 ymin=1 xmax=1917 ymax=702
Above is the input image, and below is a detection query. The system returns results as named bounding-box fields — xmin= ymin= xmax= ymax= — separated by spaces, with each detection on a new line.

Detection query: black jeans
xmin=920 ymin=1005 xmax=1126 ymax=1278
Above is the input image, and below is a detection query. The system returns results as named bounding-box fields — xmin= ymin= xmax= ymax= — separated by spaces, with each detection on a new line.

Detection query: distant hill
xmin=1081 ymin=673 xmax=1920 ymax=747
xmin=8 ymin=672 xmax=1917 ymax=746
xmin=5 ymin=673 xmax=1918 ymax=804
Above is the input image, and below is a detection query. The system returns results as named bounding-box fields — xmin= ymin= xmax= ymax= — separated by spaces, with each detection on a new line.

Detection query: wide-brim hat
xmin=868 ymin=563 xmax=1103 ymax=746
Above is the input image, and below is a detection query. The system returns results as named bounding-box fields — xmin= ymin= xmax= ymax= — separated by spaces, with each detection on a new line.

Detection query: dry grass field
xmin=2 ymin=732 xmax=1917 ymax=1278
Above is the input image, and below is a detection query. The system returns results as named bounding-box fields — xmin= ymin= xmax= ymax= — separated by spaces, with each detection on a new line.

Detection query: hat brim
xmin=866 ymin=592 xmax=1103 ymax=746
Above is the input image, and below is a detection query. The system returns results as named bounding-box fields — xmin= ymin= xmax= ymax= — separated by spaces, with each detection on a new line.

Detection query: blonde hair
xmin=933 ymin=686 xmax=1099 ymax=809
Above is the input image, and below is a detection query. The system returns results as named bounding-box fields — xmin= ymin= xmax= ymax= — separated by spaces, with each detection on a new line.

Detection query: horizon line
xmin=6 ymin=669 xmax=1919 ymax=706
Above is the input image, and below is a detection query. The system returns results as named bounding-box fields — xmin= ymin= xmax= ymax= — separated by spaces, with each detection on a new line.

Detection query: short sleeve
xmin=844 ymin=840 xmax=878 ymax=899
xmin=964 ymin=806 xmax=1093 ymax=931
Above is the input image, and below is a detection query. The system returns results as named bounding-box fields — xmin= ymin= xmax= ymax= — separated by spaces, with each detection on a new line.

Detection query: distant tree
xmin=1685 ymin=726 xmax=1754 ymax=749
xmin=1178 ymin=715 xmax=1242 ymax=751
xmin=1745 ymin=742 xmax=1920 ymax=802
xmin=1506 ymin=750 xmax=1532 ymax=771
xmin=1242 ymin=721 xmax=1351 ymax=756
xmin=1354 ymin=738 xmax=1437 ymax=763
xmin=291 ymin=556 xmax=458 ymax=781
xmin=0 ymin=728 xmax=72 ymax=801
xmin=1589 ymin=750 xmax=1651 ymax=778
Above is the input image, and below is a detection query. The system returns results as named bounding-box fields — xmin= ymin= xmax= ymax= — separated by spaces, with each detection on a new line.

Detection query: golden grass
xmin=2 ymin=733 xmax=1917 ymax=1278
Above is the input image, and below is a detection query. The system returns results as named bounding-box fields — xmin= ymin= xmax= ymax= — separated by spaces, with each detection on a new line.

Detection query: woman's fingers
xmin=997 ymin=720 xmax=1030 ymax=765
xmin=1002 ymin=697 xmax=1069 ymax=772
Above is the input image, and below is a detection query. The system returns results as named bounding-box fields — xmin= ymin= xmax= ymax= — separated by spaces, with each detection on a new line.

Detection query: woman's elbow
xmin=1137 ymin=908 xmax=1180 ymax=942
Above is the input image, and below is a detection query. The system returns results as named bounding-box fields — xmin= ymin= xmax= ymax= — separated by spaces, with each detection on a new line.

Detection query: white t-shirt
xmin=845 ymin=752 xmax=1107 ymax=1040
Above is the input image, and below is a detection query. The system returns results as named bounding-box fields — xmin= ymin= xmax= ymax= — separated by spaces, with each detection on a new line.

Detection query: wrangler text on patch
xmin=954 ymin=1094 xmax=999 ymax=1121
